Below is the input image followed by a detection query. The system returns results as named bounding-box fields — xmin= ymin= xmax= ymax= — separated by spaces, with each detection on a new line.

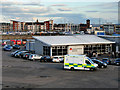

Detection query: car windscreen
xmin=53 ymin=57 xmax=58 ymax=59
xmin=59 ymin=57 xmax=63 ymax=59
xmin=15 ymin=45 xmax=19 ymax=47
xmin=26 ymin=53 xmax=30 ymax=55
xmin=46 ymin=56 xmax=50 ymax=59
xmin=92 ymin=60 xmax=98 ymax=63
xmin=7 ymin=45 xmax=11 ymax=47
xmin=5 ymin=46 xmax=11 ymax=48
xmin=17 ymin=52 xmax=21 ymax=54
xmin=97 ymin=60 xmax=103 ymax=63
xmin=102 ymin=59 xmax=108 ymax=61
xmin=116 ymin=59 xmax=120 ymax=61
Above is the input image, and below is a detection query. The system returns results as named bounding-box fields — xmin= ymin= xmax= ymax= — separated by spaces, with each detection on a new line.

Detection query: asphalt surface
xmin=1 ymin=47 xmax=120 ymax=89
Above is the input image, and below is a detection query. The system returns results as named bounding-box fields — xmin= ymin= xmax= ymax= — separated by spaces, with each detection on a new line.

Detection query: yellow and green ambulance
xmin=64 ymin=55 xmax=98 ymax=71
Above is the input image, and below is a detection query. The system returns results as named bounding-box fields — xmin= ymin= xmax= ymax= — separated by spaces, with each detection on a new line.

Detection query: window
xmin=43 ymin=46 xmax=50 ymax=56
xmin=52 ymin=46 xmax=67 ymax=56
xmin=94 ymin=61 xmax=98 ymax=64
xmin=85 ymin=60 xmax=91 ymax=65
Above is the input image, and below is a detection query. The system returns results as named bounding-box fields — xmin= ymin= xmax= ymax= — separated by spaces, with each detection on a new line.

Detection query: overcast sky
xmin=0 ymin=0 xmax=119 ymax=24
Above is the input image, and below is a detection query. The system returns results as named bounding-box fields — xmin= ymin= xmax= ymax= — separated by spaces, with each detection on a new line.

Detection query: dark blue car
xmin=92 ymin=59 xmax=107 ymax=68
xmin=114 ymin=58 xmax=120 ymax=65
xmin=13 ymin=44 xmax=20 ymax=49
xmin=3 ymin=45 xmax=13 ymax=51
xmin=102 ymin=58 xmax=111 ymax=65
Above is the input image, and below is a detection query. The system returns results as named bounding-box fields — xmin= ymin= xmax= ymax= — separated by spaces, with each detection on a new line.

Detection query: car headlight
xmin=104 ymin=63 xmax=107 ymax=66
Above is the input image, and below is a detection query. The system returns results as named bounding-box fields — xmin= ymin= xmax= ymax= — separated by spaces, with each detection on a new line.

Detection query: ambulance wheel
xmin=71 ymin=67 xmax=74 ymax=71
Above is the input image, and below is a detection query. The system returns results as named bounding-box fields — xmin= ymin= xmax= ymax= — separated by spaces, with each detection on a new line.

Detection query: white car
xmin=52 ymin=56 xmax=64 ymax=63
xmin=29 ymin=54 xmax=42 ymax=61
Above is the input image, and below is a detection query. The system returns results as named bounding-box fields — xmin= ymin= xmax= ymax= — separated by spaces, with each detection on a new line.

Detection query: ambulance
xmin=64 ymin=55 xmax=98 ymax=71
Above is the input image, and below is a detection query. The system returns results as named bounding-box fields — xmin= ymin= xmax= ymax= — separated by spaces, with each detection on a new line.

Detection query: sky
xmin=0 ymin=0 xmax=119 ymax=24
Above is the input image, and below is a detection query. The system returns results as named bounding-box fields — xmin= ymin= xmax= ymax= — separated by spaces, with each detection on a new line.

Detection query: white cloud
xmin=41 ymin=0 xmax=120 ymax=2
xmin=2 ymin=5 xmax=51 ymax=14
xmin=0 ymin=0 xmax=118 ymax=24
xmin=58 ymin=7 xmax=72 ymax=11
xmin=1 ymin=1 xmax=44 ymax=6
xmin=51 ymin=4 xmax=66 ymax=6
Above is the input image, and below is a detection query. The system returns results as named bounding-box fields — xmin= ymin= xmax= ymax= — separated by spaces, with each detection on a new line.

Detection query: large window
xmin=84 ymin=44 xmax=112 ymax=55
xmin=43 ymin=46 xmax=50 ymax=56
xmin=52 ymin=46 xmax=67 ymax=56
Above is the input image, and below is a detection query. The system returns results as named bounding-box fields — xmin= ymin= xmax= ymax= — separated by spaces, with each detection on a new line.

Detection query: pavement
xmin=1 ymin=47 xmax=120 ymax=89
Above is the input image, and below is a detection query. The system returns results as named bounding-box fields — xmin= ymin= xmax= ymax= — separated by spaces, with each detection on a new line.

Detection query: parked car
xmin=11 ymin=50 xmax=20 ymax=57
xmin=23 ymin=53 xmax=31 ymax=59
xmin=92 ymin=59 xmax=107 ymax=68
xmin=15 ymin=51 xmax=29 ymax=58
xmin=28 ymin=54 xmax=42 ymax=61
xmin=114 ymin=58 xmax=120 ymax=65
xmin=102 ymin=58 xmax=111 ymax=65
xmin=52 ymin=56 xmax=64 ymax=63
xmin=13 ymin=44 xmax=20 ymax=49
xmin=3 ymin=45 xmax=13 ymax=51
xmin=40 ymin=56 xmax=52 ymax=62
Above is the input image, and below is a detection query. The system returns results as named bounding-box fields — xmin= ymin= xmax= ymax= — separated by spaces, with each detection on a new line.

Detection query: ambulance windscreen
xmin=87 ymin=58 xmax=94 ymax=64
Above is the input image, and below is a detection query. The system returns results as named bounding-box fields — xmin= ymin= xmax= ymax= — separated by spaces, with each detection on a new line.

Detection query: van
xmin=29 ymin=54 xmax=42 ymax=61
xmin=64 ymin=55 xmax=98 ymax=71
xmin=52 ymin=56 xmax=64 ymax=63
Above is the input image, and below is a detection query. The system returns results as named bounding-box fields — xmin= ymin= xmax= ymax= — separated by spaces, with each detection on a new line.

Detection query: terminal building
xmin=32 ymin=35 xmax=115 ymax=57
xmin=98 ymin=35 xmax=120 ymax=52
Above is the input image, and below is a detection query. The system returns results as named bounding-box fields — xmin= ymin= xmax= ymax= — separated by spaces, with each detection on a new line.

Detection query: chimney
xmin=86 ymin=19 xmax=90 ymax=28
xmin=36 ymin=19 xmax=38 ymax=23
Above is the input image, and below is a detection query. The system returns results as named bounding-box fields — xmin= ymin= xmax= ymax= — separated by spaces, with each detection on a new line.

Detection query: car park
xmin=114 ymin=58 xmax=120 ymax=65
xmin=102 ymin=58 xmax=111 ymax=65
xmin=23 ymin=53 xmax=31 ymax=59
xmin=15 ymin=51 xmax=29 ymax=58
xmin=92 ymin=59 xmax=107 ymax=68
xmin=11 ymin=50 xmax=20 ymax=57
xmin=28 ymin=54 xmax=42 ymax=61
xmin=40 ymin=56 xmax=52 ymax=62
xmin=52 ymin=56 xmax=64 ymax=63
xmin=13 ymin=44 xmax=20 ymax=49
xmin=3 ymin=45 xmax=13 ymax=51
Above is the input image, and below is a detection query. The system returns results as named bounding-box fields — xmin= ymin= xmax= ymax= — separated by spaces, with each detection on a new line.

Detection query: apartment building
xmin=10 ymin=20 xmax=25 ymax=32
xmin=25 ymin=20 xmax=54 ymax=32
xmin=0 ymin=23 xmax=10 ymax=32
